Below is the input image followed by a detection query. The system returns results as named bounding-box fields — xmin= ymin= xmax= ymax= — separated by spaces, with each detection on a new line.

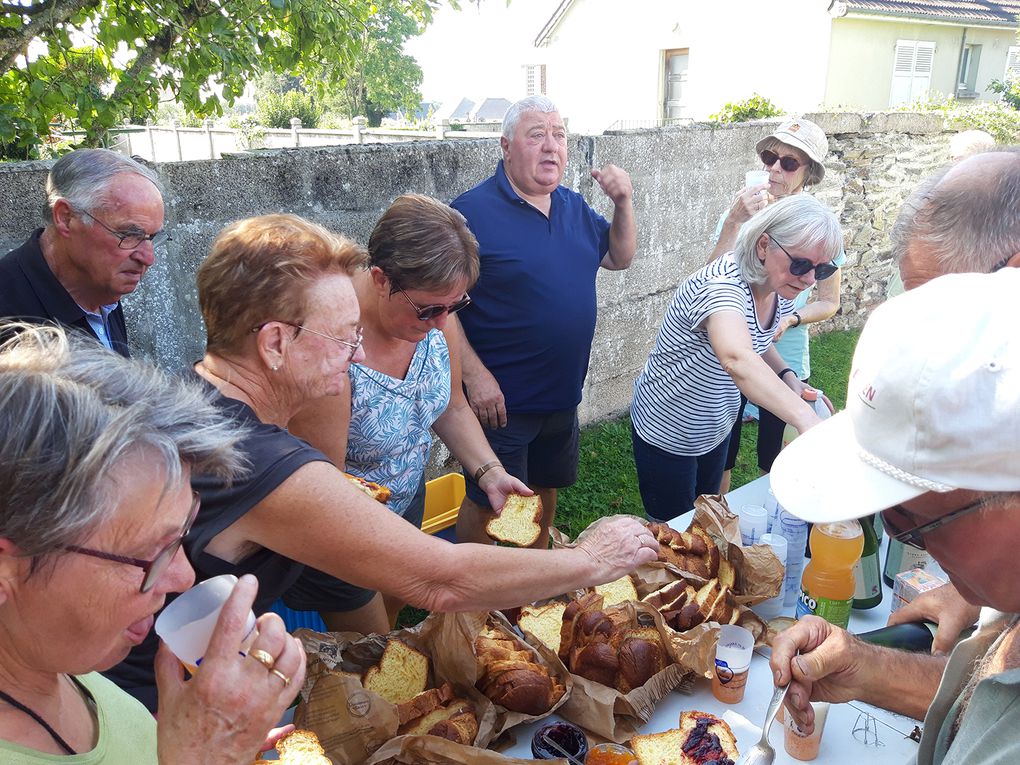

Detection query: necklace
xmin=0 ymin=675 xmax=95 ymax=755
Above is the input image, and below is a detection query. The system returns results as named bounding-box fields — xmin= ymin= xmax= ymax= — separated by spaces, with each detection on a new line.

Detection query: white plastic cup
xmin=739 ymin=505 xmax=768 ymax=546
xmin=712 ymin=624 xmax=755 ymax=703
xmin=155 ymin=574 xmax=257 ymax=672
xmin=754 ymin=533 xmax=788 ymax=620
xmin=778 ymin=508 xmax=809 ymax=608
xmin=745 ymin=169 xmax=770 ymax=189
xmin=765 ymin=487 xmax=779 ymax=533
xmin=785 ymin=701 xmax=830 ymax=760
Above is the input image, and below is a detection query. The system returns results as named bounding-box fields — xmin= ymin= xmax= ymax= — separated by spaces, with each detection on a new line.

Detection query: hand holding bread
xmin=574 ymin=516 xmax=660 ymax=580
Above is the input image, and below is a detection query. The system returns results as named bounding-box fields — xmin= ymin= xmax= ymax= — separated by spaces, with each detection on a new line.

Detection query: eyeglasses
xmin=252 ymin=321 xmax=364 ymax=361
xmin=65 ymin=491 xmax=200 ymax=593
xmin=881 ymin=496 xmax=989 ymax=550
xmin=396 ymin=288 xmax=472 ymax=321
xmin=767 ymin=234 xmax=838 ymax=281
xmin=760 ymin=149 xmax=804 ymax=173
xmin=76 ymin=209 xmax=171 ymax=250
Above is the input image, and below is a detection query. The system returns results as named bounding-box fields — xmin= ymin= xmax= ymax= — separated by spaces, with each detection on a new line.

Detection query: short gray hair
xmin=890 ymin=149 xmax=1020 ymax=275
xmin=734 ymin=195 xmax=844 ymax=285
xmin=502 ymin=95 xmax=559 ymax=140
xmin=45 ymin=149 xmax=163 ymax=223
xmin=0 ymin=324 xmax=247 ymax=573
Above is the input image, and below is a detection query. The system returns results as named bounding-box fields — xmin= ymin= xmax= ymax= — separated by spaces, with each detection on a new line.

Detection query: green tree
xmin=313 ymin=4 xmax=425 ymax=126
xmin=0 ymin=0 xmax=438 ymax=158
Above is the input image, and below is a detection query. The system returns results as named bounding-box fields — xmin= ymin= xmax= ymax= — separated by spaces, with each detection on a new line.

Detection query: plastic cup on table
xmin=764 ymin=487 xmax=779 ymax=533
xmin=753 ymin=532 xmax=788 ymax=621
xmin=155 ymin=574 xmax=257 ymax=673
xmin=738 ymin=504 xmax=768 ymax=546
xmin=712 ymin=624 xmax=754 ymax=703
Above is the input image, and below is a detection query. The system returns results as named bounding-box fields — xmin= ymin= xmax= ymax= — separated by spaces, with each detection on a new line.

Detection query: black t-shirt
xmin=103 ymin=372 xmax=330 ymax=710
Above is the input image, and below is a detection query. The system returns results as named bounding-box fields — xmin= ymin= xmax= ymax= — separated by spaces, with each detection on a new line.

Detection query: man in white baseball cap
xmin=769 ymin=268 xmax=1020 ymax=765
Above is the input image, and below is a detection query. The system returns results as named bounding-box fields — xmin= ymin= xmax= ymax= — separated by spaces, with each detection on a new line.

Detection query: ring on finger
xmin=249 ymin=648 xmax=276 ymax=670
xmin=270 ymin=668 xmax=291 ymax=687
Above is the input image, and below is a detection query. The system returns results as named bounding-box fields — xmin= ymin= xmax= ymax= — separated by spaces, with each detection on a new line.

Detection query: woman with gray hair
xmin=631 ymin=194 xmax=842 ymax=521
xmin=0 ymin=325 xmax=304 ymax=763
xmin=287 ymin=194 xmax=531 ymax=632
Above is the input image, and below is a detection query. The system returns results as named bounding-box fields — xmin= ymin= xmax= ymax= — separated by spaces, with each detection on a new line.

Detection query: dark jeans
xmin=631 ymin=424 xmax=730 ymax=522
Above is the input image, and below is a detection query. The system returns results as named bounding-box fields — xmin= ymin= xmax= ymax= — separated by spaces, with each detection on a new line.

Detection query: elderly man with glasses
xmin=0 ymin=148 xmax=167 ymax=357
xmin=769 ymin=268 xmax=1020 ymax=765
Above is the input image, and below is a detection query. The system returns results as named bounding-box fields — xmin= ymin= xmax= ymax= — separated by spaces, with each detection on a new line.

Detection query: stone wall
xmin=0 ymin=112 xmax=951 ymax=434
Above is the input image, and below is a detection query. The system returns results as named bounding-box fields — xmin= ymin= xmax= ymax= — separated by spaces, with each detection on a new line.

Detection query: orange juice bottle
xmin=796 ymin=521 xmax=864 ymax=629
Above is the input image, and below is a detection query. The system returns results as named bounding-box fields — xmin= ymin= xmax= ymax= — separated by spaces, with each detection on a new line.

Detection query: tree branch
xmin=0 ymin=0 xmax=100 ymax=72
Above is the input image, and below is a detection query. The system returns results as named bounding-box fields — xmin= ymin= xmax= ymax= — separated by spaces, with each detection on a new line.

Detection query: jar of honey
xmin=585 ymin=742 xmax=636 ymax=765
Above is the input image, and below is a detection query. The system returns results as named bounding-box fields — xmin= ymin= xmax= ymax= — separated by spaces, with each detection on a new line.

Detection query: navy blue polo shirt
xmin=452 ymin=161 xmax=610 ymax=413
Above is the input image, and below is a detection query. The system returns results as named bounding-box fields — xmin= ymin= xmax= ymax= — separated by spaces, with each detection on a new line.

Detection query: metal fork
xmin=736 ymin=682 xmax=791 ymax=765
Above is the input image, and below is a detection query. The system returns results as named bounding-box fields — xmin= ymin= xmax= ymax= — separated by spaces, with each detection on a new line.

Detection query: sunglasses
xmin=397 ymin=288 xmax=472 ymax=321
xmin=767 ymin=234 xmax=838 ymax=281
xmin=760 ymin=149 xmax=804 ymax=173
xmin=65 ymin=491 xmax=200 ymax=593
xmin=880 ymin=496 xmax=988 ymax=550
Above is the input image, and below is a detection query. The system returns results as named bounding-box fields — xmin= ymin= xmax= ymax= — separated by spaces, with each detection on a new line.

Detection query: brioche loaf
xmin=261 ymin=729 xmax=333 ymax=765
xmin=362 ymin=640 xmax=429 ymax=704
xmin=647 ymin=522 xmax=722 ymax=579
xmin=519 ymin=602 xmax=567 ymax=654
xmin=397 ymin=685 xmax=478 ymax=745
xmin=594 ymin=574 xmax=639 ymax=607
xmin=631 ymin=711 xmax=738 ymax=765
xmin=643 ymin=578 xmax=740 ymax=634
xmin=485 ymin=493 xmax=543 ymax=546
xmin=474 ymin=626 xmax=565 ymax=715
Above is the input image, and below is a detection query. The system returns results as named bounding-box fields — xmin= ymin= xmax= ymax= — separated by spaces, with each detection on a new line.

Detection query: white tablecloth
xmin=502 ymin=474 xmax=923 ymax=763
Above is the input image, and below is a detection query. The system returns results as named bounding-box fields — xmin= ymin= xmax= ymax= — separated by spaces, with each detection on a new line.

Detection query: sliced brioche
xmin=273 ymin=729 xmax=333 ymax=765
xmin=398 ymin=698 xmax=476 ymax=744
xmin=519 ymin=602 xmax=567 ymax=654
xmin=595 ymin=575 xmax=639 ymax=607
xmin=362 ymin=640 xmax=429 ymax=705
xmin=396 ymin=682 xmax=455 ymax=726
xmin=631 ymin=711 xmax=738 ymax=765
xmin=485 ymin=493 xmax=543 ymax=546
xmin=718 ymin=558 xmax=736 ymax=590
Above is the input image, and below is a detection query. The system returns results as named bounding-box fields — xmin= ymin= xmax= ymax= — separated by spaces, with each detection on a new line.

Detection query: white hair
xmin=501 ymin=95 xmax=559 ymax=140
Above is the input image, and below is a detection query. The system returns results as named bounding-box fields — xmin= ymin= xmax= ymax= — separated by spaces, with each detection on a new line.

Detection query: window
xmin=958 ymin=43 xmax=981 ymax=97
xmin=662 ymin=48 xmax=689 ymax=120
xmin=524 ymin=64 xmax=547 ymax=96
xmin=1006 ymin=46 xmax=1020 ymax=82
xmin=890 ymin=40 xmax=935 ymax=106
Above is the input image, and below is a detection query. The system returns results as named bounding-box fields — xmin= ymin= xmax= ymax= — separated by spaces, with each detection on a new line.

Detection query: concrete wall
xmin=0 ymin=112 xmax=951 ymax=435
xmin=825 ymin=17 xmax=1018 ymax=109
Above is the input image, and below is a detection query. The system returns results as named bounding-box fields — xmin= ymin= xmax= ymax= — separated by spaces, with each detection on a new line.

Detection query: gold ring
xmin=249 ymin=648 xmax=275 ymax=670
xmin=270 ymin=668 xmax=291 ymax=687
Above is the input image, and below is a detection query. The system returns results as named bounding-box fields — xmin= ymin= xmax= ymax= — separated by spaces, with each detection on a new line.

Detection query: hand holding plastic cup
xmin=712 ymin=624 xmax=754 ymax=703
xmin=745 ymin=169 xmax=770 ymax=190
xmin=739 ymin=505 xmax=768 ymax=546
xmin=155 ymin=574 xmax=257 ymax=673
xmin=785 ymin=701 xmax=830 ymax=760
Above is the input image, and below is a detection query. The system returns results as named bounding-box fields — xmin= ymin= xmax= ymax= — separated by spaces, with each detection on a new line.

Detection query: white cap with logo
xmin=770 ymin=268 xmax=1020 ymax=523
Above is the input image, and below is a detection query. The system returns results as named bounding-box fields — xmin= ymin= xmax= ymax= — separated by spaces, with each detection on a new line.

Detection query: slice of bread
xmin=273 ymin=729 xmax=334 ymax=765
xmin=519 ymin=602 xmax=567 ymax=654
xmin=486 ymin=494 xmax=543 ymax=546
xmin=631 ymin=711 xmax=739 ymax=764
xmin=362 ymin=640 xmax=429 ymax=705
xmin=595 ymin=575 xmax=639 ymax=607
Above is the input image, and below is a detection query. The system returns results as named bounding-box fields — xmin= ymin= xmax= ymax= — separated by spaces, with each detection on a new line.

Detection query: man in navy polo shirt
xmin=451 ymin=95 xmax=636 ymax=547
xmin=0 ymin=149 xmax=167 ymax=356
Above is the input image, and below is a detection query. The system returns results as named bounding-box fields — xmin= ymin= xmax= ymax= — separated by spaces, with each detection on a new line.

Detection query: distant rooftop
xmin=472 ymin=97 xmax=512 ymax=122
xmin=837 ymin=0 xmax=1020 ymax=26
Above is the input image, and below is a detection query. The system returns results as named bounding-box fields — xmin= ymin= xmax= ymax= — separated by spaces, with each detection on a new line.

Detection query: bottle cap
xmin=801 ymin=389 xmax=819 ymax=402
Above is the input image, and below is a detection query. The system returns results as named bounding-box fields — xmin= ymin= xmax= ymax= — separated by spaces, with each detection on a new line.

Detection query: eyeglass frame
xmin=74 ymin=208 xmax=172 ymax=250
xmin=880 ymin=496 xmax=991 ymax=551
xmin=394 ymin=286 xmax=472 ymax=321
xmin=251 ymin=321 xmax=364 ymax=361
xmin=64 ymin=490 xmax=200 ymax=593
xmin=766 ymin=234 xmax=838 ymax=281
xmin=760 ymin=149 xmax=804 ymax=173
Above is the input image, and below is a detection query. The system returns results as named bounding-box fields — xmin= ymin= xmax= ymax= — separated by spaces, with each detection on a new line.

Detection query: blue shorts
xmin=463 ymin=408 xmax=580 ymax=508
xmin=281 ymin=475 xmax=426 ymax=612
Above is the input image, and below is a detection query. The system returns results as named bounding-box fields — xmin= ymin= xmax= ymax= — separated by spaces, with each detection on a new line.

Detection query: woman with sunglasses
xmin=709 ymin=118 xmax=845 ymax=493
xmin=631 ymin=194 xmax=843 ymax=522
xmin=106 ymin=212 xmax=657 ymax=709
xmin=287 ymin=194 xmax=531 ymax=632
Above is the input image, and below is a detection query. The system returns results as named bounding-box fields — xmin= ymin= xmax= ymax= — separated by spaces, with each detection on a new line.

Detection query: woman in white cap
xmin=709 ymin=118 xmax=845 ymax=493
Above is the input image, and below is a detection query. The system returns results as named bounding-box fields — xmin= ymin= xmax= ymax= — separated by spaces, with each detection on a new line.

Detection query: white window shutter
xmin=890 ymin=40 xmax=916 ymax=106
xmin=911 ymin=41 xmax=935 ymax=101
xmin=1006 ymin=46 xmax=1020 ymax=82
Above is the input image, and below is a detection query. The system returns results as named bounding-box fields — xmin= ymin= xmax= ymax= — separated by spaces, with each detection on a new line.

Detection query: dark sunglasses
xmin=767 ymin=234 xmax=838 ymax=281
xmin=880 ymin=496 xmax=987 ymax=550
xmin=64 ymin=491 xmax=200 ymax=593
xmin=397 ymin=288 xmax=472 ymax=321
xmin=760 ymin=149 xmax=805 ymax=173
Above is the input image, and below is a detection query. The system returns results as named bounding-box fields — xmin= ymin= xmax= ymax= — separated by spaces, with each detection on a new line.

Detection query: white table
xmin=503 ymin=475 xmax=922 ymax=763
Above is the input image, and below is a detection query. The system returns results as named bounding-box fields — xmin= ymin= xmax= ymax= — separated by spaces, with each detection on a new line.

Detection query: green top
xmin=0 ymin=672 xmax=157 ymax=764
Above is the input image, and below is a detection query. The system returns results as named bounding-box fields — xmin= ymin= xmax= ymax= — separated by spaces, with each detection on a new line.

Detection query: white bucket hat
xmin=770 ymin=268 xmax=1020 ymax=523
xmin=756 ymin=118 xmax=829 ymax=170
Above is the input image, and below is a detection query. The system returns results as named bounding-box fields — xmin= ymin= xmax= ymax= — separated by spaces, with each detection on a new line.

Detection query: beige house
xmin=532 ymin=0 xmax=1020 ymax=134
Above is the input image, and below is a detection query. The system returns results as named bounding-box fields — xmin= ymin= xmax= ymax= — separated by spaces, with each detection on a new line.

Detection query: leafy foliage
xmin=989 ymin=78 xmax=1020 ymax=110
xmin=900 ymin=92 xmax=1020 ymax=144
xmin=709 ymin=93 xmax=785 ymax=124
xmin=0 ymin=0 xmax=438 ymax=158
xmin=256 ymin=89 xmax=321 ymax=129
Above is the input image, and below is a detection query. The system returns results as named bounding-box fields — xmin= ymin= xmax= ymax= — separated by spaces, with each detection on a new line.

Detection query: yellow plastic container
xmin=422 ymin=472 xmax=465 ymax=535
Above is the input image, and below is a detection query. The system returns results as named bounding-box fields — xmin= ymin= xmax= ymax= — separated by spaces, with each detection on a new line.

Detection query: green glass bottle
xmin=852 ymin=513 xmax=883 ymax=609
xmin=856 ymin=622 xmax=935 ymax=652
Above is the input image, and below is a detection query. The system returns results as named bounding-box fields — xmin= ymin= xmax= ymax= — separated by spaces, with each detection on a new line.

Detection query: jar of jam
xmin=531 ymin=721 xmax=589 ymax=761
xmin=585 ymin=742 xmax=636 ymax=765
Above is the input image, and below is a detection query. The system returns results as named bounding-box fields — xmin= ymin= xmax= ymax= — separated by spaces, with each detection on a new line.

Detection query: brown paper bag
xmin=363 ymin=734 xmax=566 ymax=764
xmin=549 ymin=600 xmax=695 ymax=742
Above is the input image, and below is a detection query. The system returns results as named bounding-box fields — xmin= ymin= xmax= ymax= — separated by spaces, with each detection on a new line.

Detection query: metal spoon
xmin=736 ymin=681 xmax=791 ymax=765
xmin=540 ymin=733 xmax=586 ymax=765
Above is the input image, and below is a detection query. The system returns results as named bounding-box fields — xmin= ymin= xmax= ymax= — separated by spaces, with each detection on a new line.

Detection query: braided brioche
xmin=474 ymin=627 xmax=565 ymax=715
